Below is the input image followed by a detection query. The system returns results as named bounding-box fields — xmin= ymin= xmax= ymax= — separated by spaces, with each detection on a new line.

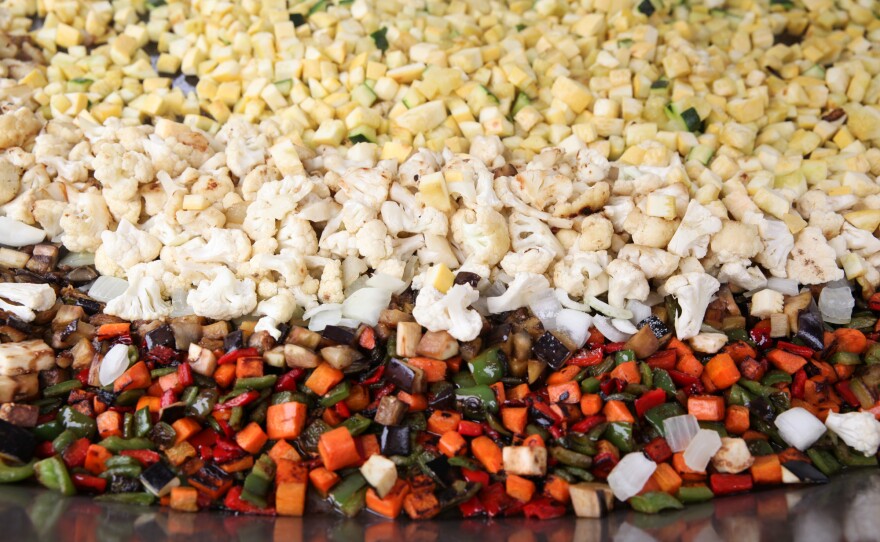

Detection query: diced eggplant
xmin=65 ymin=266 xmax=98 ymax=284
xmin=380 ymin=425 xmax=411 ymax=456
xmin=285 ymin=326 xmax=321 ymax=350
xmin=38 ymin=367 xmax=70 ymax=388
xmin=416 ymin=330 xmax=459 ymax=360
xmin=0 ymin=418 xmax=35 ymax=463
xmin=170 ymin=319 xmax=203 ymax=351
xmin=453 ymin=272 xmax=481 ymax=288
xmin=0 ymin=248 xmax=29 ymax=269
xmin=320 ymin=345 xmax=363 ymax=371
xmin=70 ymin=338 xmax=95 ymax=371
xmin=427 ymin=381 xmax=455 ymax=410
xmin=140 ymin=462 xmax=180 ymax=497
xmin=284 ymin=344 xmax=319 ymax=369
xmin=322 ymin=325 xmax=358 ymax=346
xmin=224 ymin=329 xmax=245 ymax=352
xmin=187 ymin=343 xmax=217 ymax=376
xmin=159 ymin=402 xmax=187 ymax=424
xmin=109 ymin=475 xmax=142 ymax=494
xmin=533 ymin=332 xmax=572 ymax=370
xmin=624 ymin=326 xmax=660 ymax=359
xmin=484 ymin=323 xmax=512 ymax=356
xmin=0 ymin=403 xmax=38 ymax=427
xmin=637 ymin=315 xmax=670 ymax=340
xmin=248 ymin=330 xmax=275 ymax=353
xmin=423 ymin=455 xmax=456 ymax=487
xmin=396 ymin=322 xmax=422 ymax=358
xmin=378 ymin=309 xmax=415 ymax=327
xmin=73 ymin=297 xmax=102 ymax=316
xmin=148 ymin=422 xmax=178 ymax=450
xmin=569 ymin=482 xmax=614 ymax=518
xmin=25 ymin=244 xmax=59 ymax=274
xmin=201 ymin=321 xmax=230 ymax=340
xmin=459 ymin=338 xmax=482 ymax=362
xmin=528 ymin=358 xmax=547 ymax=385
xmin=781 ymin=460 xmax=828 ymax=484
xmin=796 ymin=312 xmax=824 ymax=350
xmin=145 ymin=324 xmax=176 ymax=351
xmin=374 ymin=395 xmax=408 ymax=426
xmin=386 ymin=358 xmax=426 ymax=394
xmin=0 ymin=325 xmax=27 ymax=342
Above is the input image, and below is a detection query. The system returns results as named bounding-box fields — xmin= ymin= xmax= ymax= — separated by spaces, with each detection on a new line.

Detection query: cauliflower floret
xmin=839 ymin=222 xmax=880 ymax=257
xmin=709 ymin=221 xmax=763 ymax=263
xmin=380 ymin=183 xmax=449 ymax=236
xmin=240 ymin=165 xmax=280 ymax=202
xmin=356 ymin=219 xmax=395 ymax=268
xmin=469 ymin=135 xmax=505 ymax=168
xmin=443 ymin=155 xmax=503 ymax=211
xmin=606 ymin=259 xmax=649 ymax=308
xmin=603 ymin=196 xmax=636 ymax=232
xmin=664 ymin=272 xmax=721 ymax=339
xmin=575 ymin=148 xmax=611 ymax=183
xmin=486 ymin=273 xmax=551 ymax=313
xmin=786 ymin=227 xmax=844 ymax=285
xmin=218 ymin=117 xmax=268 ymax=178
xmin=105 ymin=267 xmax=172 ymax=321
xmin=59 ymin=190 xmax=113 ymax=253
xmin=32 ymin=199 xmax=67 ymax=242
xmin=95 ymin=220 xmax=163 ymax=278
xmin=552 ymin=252 xmax=610 ymax=298
xmin=0 ymin=157 xmax=19 ymax=205
xmin=616 ymin=245 xmax=680 ymax=279
xmin=718 ymin=260 xmax=767 ymax=291
xmin=92 ymin=143 xmax=154 ymax=223
xmin=187 ymin=228 xmax=253 ymax=266
xmin=711 ymin=438 xmax=754 ymax=474
xmin=500 ymin=249 xmax=556 ymax=275
xmin=742 ymin=211 xmax=794 ymax=278
xmin=337 ymin=168 xmax=392 ymax=210
xmin=278 ymin=216 xmax=319 ymax=255
xmin=399 ymin=148 xmax=443 ymax=187
xmin=318 ymin=259 xmax=345 ymax=303
xmin=0 ymin=283 xmax=56 ymax=322
xmin=624 ymin=208 xmax=680 ymax=248
xmin=494 ymin=175 xmax=572 ymax=229
xmin=688 ymin=333 xmax=729 ymax=354
xmin=254 ymin=291 xmax=297 ymax=340
xmin=417 ymin=234 xmax=460 ymax=269
xmin=509 ymin=212 xmax=564 ymax=257
xmin=809 ymin=211 xmax=845 ymax=239
xmin=667 ymin=200 xmax=723 ymax=258
xmin=825 ymin=411 xmax=880 ymax=456
xmin=190 ymin=171 xmax=234 ymax=206
xmin=577 ymin=214 xmax=614 ymax=251
xmin=244 ymin=251 xmax=312 ymax=289
xmin=413 ymin=284 xmax=482 ymax=341
xmin=0 ymin=108 xmax=41 ymax=150
xmin=187 ymin=267 xmax=257 ymax=321
xmin=451 ymin=207 xmax=510 ymax=267
xmin=243 ymin=176 xmax=317 ymax=241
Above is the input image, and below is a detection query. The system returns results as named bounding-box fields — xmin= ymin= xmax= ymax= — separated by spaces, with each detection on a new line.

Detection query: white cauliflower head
xmin=254 ymin=290 xmax=298 ymax=340
xmin=623 ymin=208 xmax=679 ymax=248
xmin=664 ymin=272 xmax=721 ymax=340
xmin=443 ymin=155 xmax=503 ymax=211
xmin=218 ymin=117 xmax=268 ymax=179
xmin=786 ymin=226 xmax=844 ymax=285
xmin=718 ymin=260 xmax=768 ymax=291
xmin=187 ymin=267 xmax=258 ymax=321
xmin=413 ymin=284 xmax=483 ymax=342
xmin=509 ymin=212 xmax=564 ymax=257
xmin=356 ymin=219 xmax=395 ymax=268
xmin=468 ymin=135 xmax=505 ymax=168
xmin=95 ymin=220 xmax=163 ymax=278
xmin=59 ymin=190 xmax=113 ymax=253
xmin=606 ymin=259 xmax=649 ymax=309
xmin=277 ymin=215 xmax=319 ymax=255
xmin=500 ymin=248 xmax=556 ymax=275
xmin=552 ymin=251 xmax=610 ymax=299
xmin=709 ymin=221 xmax=763 ymax=264
xmin=317 ymin=259 xmax=345 ymax=304
xmin=616 ymin=245 xmax=680 ymax=279
xmin=667 ymin=200 xmax=723 ymax=258
xmin=105 ymin=266 xmax=172 ymax=321
xmin=399 ymin=148 xmax=443 ymax=188
xmin=742 ymin=211 xmax=794 ymax=278
xmin=577 ymin=214 xmax=614 ymax=251
xmin=451 ymin=207 xmax=510 ymax=267
xmin=486 ymin=273 xmax=552 ymax=313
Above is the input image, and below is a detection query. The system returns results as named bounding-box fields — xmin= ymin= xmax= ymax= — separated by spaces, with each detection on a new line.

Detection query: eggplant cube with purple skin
xmin=570 ymin=482 xmax=615 ymax=518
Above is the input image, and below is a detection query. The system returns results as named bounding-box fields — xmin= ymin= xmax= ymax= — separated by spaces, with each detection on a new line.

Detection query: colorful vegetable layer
xmin=1 ymin=264 xmax=880 ymax=519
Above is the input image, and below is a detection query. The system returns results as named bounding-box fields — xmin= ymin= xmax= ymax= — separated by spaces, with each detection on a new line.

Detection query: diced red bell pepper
xmin=358 ymin=326 xmax=376 ymax=350
xmin=646 ymin=349 xmax=677 ymax=371
xmin=458 ymin=420 xmax=483 ymax=437
xmin=213 ymin=438 xmax=247 ymax=464
xmin=76 ymin=368 xmax=91 ymax=386
xmin=480 ymin=483 xmax=520 ymax=518
xmin=216 ymin=419 xmax=235 ymax=439
xmin=522 ymin=496 xmax=567 ymax=519
xmin=189 ymin=428 xmax=220 ymax=450
xmin=750 ymin=320 xmax=772 ymax=348
xmin=120 ymin=449 xmax=161 ymax=467
xmin=667 ymin=369 xmax=700 ymax=387
xmin=586 ymin=327 xmax=605 ymax=349
xmin=868 ymin=293 xmax=880 ymax=312
xmin=791 ymin=369 xmax=807 ymax=400
xmin=568 ymin=348 xmax=604 ymax=367
xmin=591 ymin=452 xmax=618 ymax=479
xmin=776 ymin=341 xmax=814 ymax=358
xmin=570 ymin=414 xmax=606 ymax=434
xmin=217 ymin=348 xmax=260 ymax=365
xmin=62 ymin=437 xmax=91 ymax=469
xmin=145 ymin=345 xmax=180 ymax=366
xmin=361 ymin=365 xmax=385 ymax=386
xmin=604 ymin=342 xmax=626 ymax=353
xmin=462 ymin=468 xmax=489 ymax=486
xmin=213 ymin=390 xmax=261 ymax=410
xmin=600 ymin=378 xmax=625 ymax=396
xmin=35 ymin=441 xmax=56 ymax=459
xmin=459 ymin=495 xmax=485 ymax=518
xmin=273 ymin=369 xmax=305 ymax=392
xmin=710 ymin=474 xmax=753 ymax=495
xmin=160 ymin=389 xmax=177 ymax=408
xmin=177 ymin=362 xmax=194 ymax=387
xmin=72 ymin=473 xmax=107 ymax=494
xmin=334 ymin=401 xmax=350 ymax=418
xmin=635 ymin=389 xmax=666 ymax=418
xmin=548 ymin=425 xmax=563 ymax=439
xmin=643 ymin=437 xmax=673 ymax=464
xmin=223 ymin=486 xmax=276 ymax=515
xmin=835 ymin=381 xmax=861 ymax=407
xmin=37 ymin=412 xmax=57 ymax=425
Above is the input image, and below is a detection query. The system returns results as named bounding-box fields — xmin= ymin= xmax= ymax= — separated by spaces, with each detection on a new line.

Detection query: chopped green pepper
xmin=42 ymin=379 xmax=82 ymax=398
xmin=629 ymin=491 xmax=683 ymax=513
xmin=467 ymin=348 xmax=505 ymax=385
xmin=677 ymin=485 xmax=714 ymax=503
xmin=95 ymin=493 xmax=156 ymax=505
xmin=604 ymin=422 xmax=635 ymax=453
xmin=329 ymin=472 xmax=367 ymax=518
xmin=234 ymin=375 xmax=278 ymax=391
xmin=134 ymin=407 xmax=152 ymax=438
xmin=34 ymin=456 xmax=75 ymax=496
xmin=0 ymin=459 xmax=35 ymax=483
xmin=455 ymin=385 xmax=499 ymax=417
xmin=59 ymin=406 xmax=97 ymax=439
xmin=319 ymin=381 xmax=351 ymax=407
xmin=644 ymin=402 xmax=685 ymax=435
xmin=98 ymin=437 xmax=156 ymax=453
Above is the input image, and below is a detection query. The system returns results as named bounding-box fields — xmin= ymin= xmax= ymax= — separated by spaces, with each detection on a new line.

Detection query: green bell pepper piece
xmin=42 ymin=379 xmax=82 ymax=398
xmin=52 ymin=429 xmax=78 ymax=453
xmin=34 ymin=456 xmax=75 ymax=496
xmin=615 ymin=349 xmax=636 ymax=364
xmin=180 ymin=386 xmax=199 ymax=405
xmin=603 ymin=422 xmax=634 ymax=453
xmin=644 ymin=402 xmax=685 ymax=435
xmin=829 ymin=351 xmax=861 ymax=365
xmin=59 ymin=406 xmax=97 ymax=439
xmin=455 ymin=385 xmax=499 ymax=416
xmin=651 ymin=368 xmax=676 ymax=395
xmin=453 ymin=370 xmax=476 ymax=389
xmin=639 ymin=362 xmax=653 ymax=388
xmin=0 ymin=459 xmax=35 ymax=483
xmin=115 ymin=389 xmax=145 ymax=406
xmin=329 ymin=472 xmax=367 ymax=518
xmin=589 ymin=357 xmax=615 ymax=377
xmin=100 ymin=464 xmax=142 ymax=479
xmin=319 ymin=381 xmax=351 ymax=407
xmin=761 ymin=370 xmax=792 ymax=387
xmin=186 ymin=389 xmax=219 ymax=419
xmin=738 ymin=379 xmax=773 ymax=397
xmin=580 ymin=377 xmax=601 ymax=393
xmin=806 ymin=448 xmax=842 ymax=476
xmin=865 ymin=343 xmax=880 ymax=365
xmin=746 ymin=439 xmax=775 ymax=456
xmin=234 ymin=375 xmax=278 ymax=391
xmin=549 ymin=446 xmax=592 ymax=469
xmin=677 ymin=485 xmax=714 ymax=503
xmin=341 ymin=414 xmax=372 ymax=436
xmin=468 ymin=348 xmax=505 ymax=385
xmin=726 ymin=383 xmax=754 ymax=406
xmin=98 ymin=437 xmax=155 ymax=453
xmin=33 ymin=420 xmax=64 ymax=442
xmin=629 ymin=491 xmax=683 ymax=514
xmin=271 ymin=391 xmax=296 ymax=405
xmin=833 ymin=440 xmax=879 ymax=467
xmin=134 ymin=407 xmax=152 ymax=438
xmin=242 ymin=454 xmax=276 ymax=502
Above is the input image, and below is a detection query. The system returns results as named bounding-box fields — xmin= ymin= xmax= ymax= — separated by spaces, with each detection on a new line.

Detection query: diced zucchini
xmin=687 ymin=144 xmax=714 ymax=165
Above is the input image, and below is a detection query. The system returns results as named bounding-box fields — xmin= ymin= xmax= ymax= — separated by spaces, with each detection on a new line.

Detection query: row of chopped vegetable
xmin=1 ymin=265 xmax=880 ymax=519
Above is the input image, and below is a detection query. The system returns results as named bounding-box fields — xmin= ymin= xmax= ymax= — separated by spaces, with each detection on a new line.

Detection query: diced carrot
xmin=543 ymin=475 xmax=570 ymax=504
xmin=397 ymin=391 xmax=428 ymax=411
xmin=767 ymin=349 xmax=807 ymax=374
xmin=835 ymin=364 xmax=855 ymax=380
xmin=672 ymin=452 xmax=706 ymax=481
xmin=236 ymin=357 xmax=263 ymax=379
xmin=269 ymin=439 xmax=301 ymax=463
xmin=407 ymin=357 xmax=447 ymax=382
xmin=501 ymin=407 xmax=528 ymax=434
xmin=276 ymin=458 xmax=308 ymax=484
xmin=113 ymin=361 xmax=151 ymax=392
xmin=597 ymin=440 xmax=620 ymax=461
xmin=778 ymin=448 xmax=809 ymax=464
xmin=305 ymin=363 xmax=344 ymax=396
xmin=522 ymin=434 xmax=545 ymax=448
xmin=489 ymin=382 xmax=506 ymax=404
xmin=546 ymin=366 xmax=581 ymax=385
xmin=580 ymin=394 xmax=603 ymax=416
xmin=639 ymin=476 xmax=662 ymax=495
xmin=309 ymin=467 xmax=340 ymax=495
xmin=170 ymin=486 xmax=199 ymax=513
xmin=675 ymin=354 xmax=704 ymax=378
xmin=135 ymin=395 xmax=161 ymax=414
xmin=687 ymin=395 xmax=725 ymax=421
xmin=145 ymin=381 xmax=164 ymax=398
xmin=742 ymin=430 xmax=769 ymax=441
xmin=723 ymin=341 xmax=757 ymax=363
xmin=366 ymin=480 xmax=410 ymax=518
xmin=358 ymin=433 xmax=380 ymax=462
xmin=507 ymin=383 xmax=530 ymax=401
xmin=322 ymin=407 xmax=343 ymax=426
xmin=445 ymin=356 xmax=462 ymax=373
xmin=651 ymin=462 xmax=682 ymax=495
xmin=506 ymin=474 xmax=536 ymax=502
xmin=212 ymin=364 xmax=237 ymax=389
xmin=267 ymin=402 xmax=307 ymax=440
xmin=750 ymin=454 xmax=782 ymax=485
xmin=276 ymin=480 xmax=307 ymax=517
xmin=236 ymin=421 xmax=268 ymax=454
xmin=97 ymin=322 xmax=131 ymax=339
xmin=810 ymin=360 xmax=838 ymax=383
xmin=344 ymin=384 xmax=371 ymax=412
xmin=700 ymin=371 xmax=718 ymax=394
xmin=724 ymin=405 xmax=750 ymax=435
xmin=667 ymin=337 xmax=693 ymax=358
xmin=96 ymin=410 xmax=123 ymax=439
xmin=158 ymin=372 xmax=182 ymax=393
xmin=219 ymin=455 xmax=254 ymax=473
xmin=610 ymin=361 xmax=640 ymax=384
xmin=603 ymin=400 xmax=635 ymax=423
xmin=318 ymin=426 xmax=361 ymax=471
xmin=438 ymin=431 xmax=467 ymax=457
xmin=547 ymin=381 xmax=581 ymax=404
xmin=427 ymin=410 xmax=461 ymax=435
xmin=471 ymin=436 xmax=503 ymax=473
xmin=833 ymin=328 xmax=867 ymax=354
xmin=172 ymin=417 xmax=201 ymax=445
xmin=84 ymin=444 xmax=112 ymax=475
xmin=165 ymin=441 xmax=196 ymax=467
xmin=705 ymin=353 xmax=740 ymax=389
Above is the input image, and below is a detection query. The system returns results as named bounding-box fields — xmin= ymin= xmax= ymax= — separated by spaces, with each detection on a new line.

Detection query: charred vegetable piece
xmin=533 ymin=332 xmax=572 ymax=370
xmin=374 ymin=395 xmax=408 ymax=426
xmin=322 ymin=325 xmax=358 ymax=346
xmin=0 ymin=419 xmax=35 ymax=463
xmin=795 ymin=312 xmax=824 ymax=350
xmin=139 ymin=462 xmax=180 ymax=497
xmin=380 ymin=425 xmax=411 ymax=456
xmin=453 ymin=272 xmax=481 ymax=288
xmin=145 ymin=325 xmax=176 ymax=351
xmin=637 ymin=315 xmax=670 ymax=340
xmin=386 ymin=358 xmax=426 ymax=394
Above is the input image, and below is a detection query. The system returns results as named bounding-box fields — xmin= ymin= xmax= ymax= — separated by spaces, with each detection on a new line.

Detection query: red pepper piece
xmin=458 ymin=420 xmax=483 ymax=437
xmin=667 ymin=370 xmax=699 ymax=387
xmin=177 ymin=362 xmax=194 ymax=387
xmin=586 ymin=327 xmax=605 ymax=349
xmin=189 ymin=428 xmax=219 ymax=450
xmin=480 ymin=482 xmax=520 ymax=518
xmin=145 ymin=345 xmax=180 ymax=366
xmin=160 ymin=389 xmax=177 ymax=408
xmin=600 ymin=378 xmax=625 ymax=396
xmin=548 ymin=426 xmax=563 ymax=439
xmin=461 ymin=468 xmax=490 ymax=486
xmin=273 ymin=369 xmax=305 ymax=392
xmin=217 ymin=348 xmax=260 ymax=366
xmin=361 ymin=365 xmax=385 ymax=386
xmin=791 ymin=369 xmax=807 ymax=400
xmin=216 ymin=419 xmax=235 ymax=439
xmin=36 ymin=411 xmax=57 ymax=425
xmin=358 ymin=326 xmax=376 ymax=350
xmin=120 ymin=449 xmax=161 ymax=467
xmin=709 ymin=473 xmax=753 ymax=495
xmin=604 ymin=342 xmax=626 ymax=353
xmin=643 ymin=437 xmax=673 ymax=463
xmin=35 ymin=441 xmax=55 ymax=459
xmin=645 ymin=349 xmax=677 ymax=371
xmin=634 ymin=388 xmax=666 ymax=418
xmin=75 ymin=368 xmax=91 ymax=386
xmin=334 ymin=401 xmax=351 ymax=418
xmin=522 ymin=496 xmax=567 ymax=519
xmin=868 ymin=292 xmax=880 ymax=312
xmin=568 ymin=348 xmax=604 ymax=367
xmin=62 ymin=437 xmax=90 ymax=469
xmin=223 ymin=486 xmax=276 ymax=515
xmin=459 ymin=495 xmax=485 ymax=518
xmin=591 ymin=452 xmax=618 ymax=479
xmin=776 ymin=341 xmax=815 ymax=358
xmin=835 ymin=381 xmax=860 ymax=407
xmin=72 ymin=473 xmax=107 ymax=494
xmin=750 ymin=320 xmax=772 ymax=348
xmin=213 ymin=390 xmax=261 ymax=410
xmin=570 ymin=414 xmax=606 ymax=434
xmin=213 ymin=438 xmax=247 ymax=464
xmin=529 ymin=399 xmax=564 ymax=424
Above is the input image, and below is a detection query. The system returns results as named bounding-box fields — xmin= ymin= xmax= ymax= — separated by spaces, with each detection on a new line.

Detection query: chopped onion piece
xmin=170 ymin=289 xmax=195 ymax=317
xmin=303 ymin=303 xmax=342 ymax=321
xmin=88 ymin=276 xmax=129 ymax=303
xmin=58 ymin=251 xmax=96 ymax=268
xmin=626 ymin=299 xmax=652 ymax=325
xmin=767 ymin=277 xmax=799 ymax=296
xmin=683 ymin=429 xmax=722 ymax=472
xmin=342 ymin=287 xmax=393 ymax=326
xmin=554 ymin=289 xmax=592 ymax=312
xmin=528 ymin=288 xmax=562 ymax=330
xmin=366 ymin=273 xmax=408 ymax=295
xmin=585 ymin=294 xmax=633 ymax=320
xmin=774 ymin=407 xmax=826 ymax=451
xmin=663 ymin=415 xmax=701 ymax=452
xmin=612 ymin=318 xmax=638 ymax=336
xmin=0 ymin=217 xmax=46 ymax=247
xmin=306 ymin=305 xmax=343 ymax=331
xmin=818 ymin=286 xmax=854 ymax=325
xmin=554 ymin=309 xmax=592 ymax=348
xmin=593 ymin=315 xmax=631 ymax=343
xmin=607 ymin=452 xmax=657 ymax=501
xmin=99 ymin=344 xmax=131 ymax=386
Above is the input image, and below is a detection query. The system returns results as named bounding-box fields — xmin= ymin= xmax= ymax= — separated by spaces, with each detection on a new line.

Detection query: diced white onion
xmin=663 ymin=415 xmax=701 ymax=452
xmin=611 ymin=318 xmax=638 ymax=336
xmin=306 ymin=305 xmax=343 ymax=331
xmin=607 ymin=452 xmax=657 ymax=501
xmin=554 ymin=289 xmax=593 ymax=312
xmin=366 ymin=273 xmax=408 ymax=295
xmin=626 ymin=299 xmax=652 ymax=325
xmin=767 ymin=277 xmax=799 ymax=296
xmin=170 ymin=289 xmax=195 ymax=317
xmin=88 ymin=275 xmax=129 ymax=303
xmin=98 ymin=344 xmax=130 ymax=386
xmin=774 ymin=407 xmax=826 ymax=451
xmin=818 ymin=286 xmax=854 ymax=325
xmin=553 ymin=309 xmax=592 ymax=348
xmin=58 ymin=251 xmax=96 ymax=268
xmin=342 ymin=287 xmax=393 ymax=326
xmin=0 ymin=217 xmax=46 ymax=247
xmin=528 ymin=288 xmax=562 ymax=330
xmin=593 ymin=315 xmax=631 ymax=342
xmin=683 ymin=429 xmax=722 ymax=472
xmin=585 ymin=294 xmax=633 ymax=320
